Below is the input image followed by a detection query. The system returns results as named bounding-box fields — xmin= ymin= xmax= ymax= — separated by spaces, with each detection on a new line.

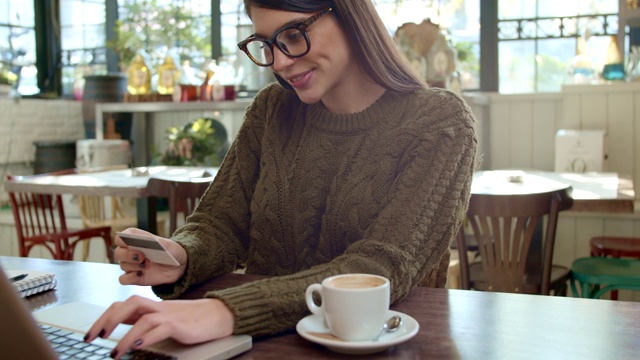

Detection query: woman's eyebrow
xmin=253 ymin=16 xmax=308 ymax=39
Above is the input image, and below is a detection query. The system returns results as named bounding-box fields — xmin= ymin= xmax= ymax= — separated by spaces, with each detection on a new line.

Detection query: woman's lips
xmin=287 ymin=70 xmax=312 ymax=89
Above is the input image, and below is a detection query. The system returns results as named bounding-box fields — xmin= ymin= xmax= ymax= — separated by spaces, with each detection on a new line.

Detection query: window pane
xmin=537 ymin=0 xmax=579 ymax=18
xmin=537 ymin=38 xmax=574 ymax=92
xmin=377 ymin=0 xmax=480 ymax=91
xmin=579 ymin=0 xmax=617 ymax=15
xmin=498 ymin=0 xmax=537 ymax=20
xmin=8 ymin=0 xmax=34 ymax=27
xmin=1 ymin=0 xmax=37 ymax=96
xmin=498 ymin=0 xmax=619 ymax=93
xmin=499 ymin=40 xmax=536 ymax=93
xmin=60 ymin=0 xmax=106 ymax=98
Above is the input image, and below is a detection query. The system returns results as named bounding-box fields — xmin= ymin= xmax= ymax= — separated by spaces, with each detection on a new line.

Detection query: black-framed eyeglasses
xmin=238 ymin=7 xmax=333 ymax=67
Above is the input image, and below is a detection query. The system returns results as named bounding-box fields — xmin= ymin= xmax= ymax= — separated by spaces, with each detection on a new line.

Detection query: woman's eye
xmin=280 ymin=29 xmax=303 ymax=43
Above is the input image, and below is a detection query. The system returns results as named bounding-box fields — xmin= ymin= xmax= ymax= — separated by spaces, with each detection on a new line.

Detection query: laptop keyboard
xmin=40 ymin=323 xmax=177 ymax=360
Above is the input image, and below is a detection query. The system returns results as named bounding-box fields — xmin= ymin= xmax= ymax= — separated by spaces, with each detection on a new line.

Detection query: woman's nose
xmin=270 ymin=47 xmax=295 ymax=72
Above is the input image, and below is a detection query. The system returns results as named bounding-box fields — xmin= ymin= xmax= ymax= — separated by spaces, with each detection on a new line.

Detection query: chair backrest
xmin=6 ymin=174 xmax=70 ymax=258
xmin=146 ymin=177 xmax=211 ymax=235
xmin=78 ymin=195 xmax=131 ymax=225
xmin=457 ymin=187 xmax=573 ymax=294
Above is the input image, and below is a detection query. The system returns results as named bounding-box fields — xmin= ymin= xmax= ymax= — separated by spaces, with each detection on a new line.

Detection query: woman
xmin=85 ymin=0 xmax=477 ymax=358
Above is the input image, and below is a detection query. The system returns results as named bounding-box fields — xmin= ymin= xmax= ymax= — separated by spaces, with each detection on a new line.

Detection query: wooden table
xmin=473 ymin=170 xmax=635 ymax=213
xmin=3 ymin=166 xmax=217 ymax=233
xmin=2 ymin=256 xmax=639 ymax=359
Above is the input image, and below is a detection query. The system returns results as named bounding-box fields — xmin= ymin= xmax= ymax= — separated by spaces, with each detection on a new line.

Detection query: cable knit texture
xmin=152 ymin=82 xmax=478 ymax=337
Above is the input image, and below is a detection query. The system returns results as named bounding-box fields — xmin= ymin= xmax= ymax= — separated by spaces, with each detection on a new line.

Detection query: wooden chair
xmin=456 ymin=187 xmax=573 ymax=295
xmin=588 ymin=236 xmax=640 ymax=300
xmin=5 ymin=174 xmax=114 ymax=262
xmin=78 ymin=195 xmax=138 ymax=261
xmin=570 ymin=257 xmax=640 ymax=299
xmin=146 ymin=177 xmax=211 ymax=235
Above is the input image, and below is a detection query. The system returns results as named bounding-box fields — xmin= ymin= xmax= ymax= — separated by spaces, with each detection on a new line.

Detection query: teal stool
xmin=570 ymin=257 xmax=640 ymax=299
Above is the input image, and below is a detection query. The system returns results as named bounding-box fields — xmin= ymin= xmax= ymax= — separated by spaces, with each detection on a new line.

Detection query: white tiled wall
xmin=0 ymin=98 xmax=85 ymax=205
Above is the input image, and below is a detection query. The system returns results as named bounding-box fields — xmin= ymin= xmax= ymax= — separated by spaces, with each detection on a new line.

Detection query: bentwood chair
xmin=78 ymin=195 xmax=138 ymax=260
xmin=587 ymin=236 xmax=640 ymax=300
xmin=5 ymin=173 xmax=114 ymax=262
xmin=146 ymin=177 xmax=211 ymax=235
xmin=570 ymin=257 xmax=640 ymax=299
xmin=76 ymin=165 xmax=166 ymax=258
xmin=457 ymin=187 xmax=573 ymax=295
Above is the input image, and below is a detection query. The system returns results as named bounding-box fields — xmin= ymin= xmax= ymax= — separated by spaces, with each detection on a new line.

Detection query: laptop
xmin=0 ymin=266 xmax=251 ymax=360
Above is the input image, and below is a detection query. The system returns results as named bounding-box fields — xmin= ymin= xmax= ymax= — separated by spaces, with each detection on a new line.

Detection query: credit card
xmin=117 ymin=232 xmax=180 ymax=266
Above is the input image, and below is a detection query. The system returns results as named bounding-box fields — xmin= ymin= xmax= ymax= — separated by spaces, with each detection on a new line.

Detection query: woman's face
xmin=249 ymin=6 xmax=362 ymax=108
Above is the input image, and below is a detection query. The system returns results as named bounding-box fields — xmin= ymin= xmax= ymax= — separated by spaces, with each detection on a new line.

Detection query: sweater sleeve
xmin=151 ymin=83 xmax=283 ymax=297
xmin=205 ymin=91 xmax=478 ymax=337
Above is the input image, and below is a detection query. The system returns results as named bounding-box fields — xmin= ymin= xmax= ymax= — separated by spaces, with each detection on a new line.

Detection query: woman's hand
xmin=84 ymin=296 xmax=235 ymax=359
xmin=115 ymin=228 xmax=188 ymax=286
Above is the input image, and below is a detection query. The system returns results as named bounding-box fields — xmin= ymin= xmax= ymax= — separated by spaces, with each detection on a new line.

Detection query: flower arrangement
xmin=155 ymin=117 xmax=228 ymax=167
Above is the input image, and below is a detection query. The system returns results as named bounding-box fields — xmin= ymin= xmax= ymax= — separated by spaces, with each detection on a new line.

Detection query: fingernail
xmin=139 ymin=260 xmax=146 ymax=268
xmin=134 ymin=338 xmax=143 ymax=347
xmin=83 ymin=332 xmax=90 ymax=342
xmin=98 ymin=329 xmax=106 ymax=338
xmin=133 ymin=254 xmax=139 ymax=262
xmin=110 ymin=348 xmax=118 ymax=358
xmin=136 ymin=271 xmax=143 ymax=277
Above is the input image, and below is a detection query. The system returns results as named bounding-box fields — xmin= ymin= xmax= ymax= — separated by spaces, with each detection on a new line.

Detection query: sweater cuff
xmin=205 ymin=284 xmax=275 ymax=336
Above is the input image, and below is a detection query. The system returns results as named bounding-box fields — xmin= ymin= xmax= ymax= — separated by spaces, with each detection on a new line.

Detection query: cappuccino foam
xmin=328 ymin=275 xmax=385 ymax=289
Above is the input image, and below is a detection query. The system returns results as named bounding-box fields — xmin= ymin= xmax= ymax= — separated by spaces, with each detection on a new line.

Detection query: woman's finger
xmin=113 ymin=314 xmax=174 ymax=358
xmin=85 ymin=296 xmax=159 ymax=342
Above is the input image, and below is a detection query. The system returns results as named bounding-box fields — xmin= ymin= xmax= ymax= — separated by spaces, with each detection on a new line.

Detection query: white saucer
xmin=296 ymin=310 xmax=419 ymax=355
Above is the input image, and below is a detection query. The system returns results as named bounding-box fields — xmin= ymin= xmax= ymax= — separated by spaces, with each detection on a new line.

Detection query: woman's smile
xmin=287 ymin=70 xmax=313 ymax=89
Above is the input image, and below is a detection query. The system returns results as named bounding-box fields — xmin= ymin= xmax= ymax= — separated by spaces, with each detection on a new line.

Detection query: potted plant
xmin=154 ymin=117 xmax=229 ymax=167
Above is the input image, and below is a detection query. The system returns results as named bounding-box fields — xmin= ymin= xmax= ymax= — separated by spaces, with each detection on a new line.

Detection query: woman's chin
xmin=294 ymin=90 xmax=322 ymax=105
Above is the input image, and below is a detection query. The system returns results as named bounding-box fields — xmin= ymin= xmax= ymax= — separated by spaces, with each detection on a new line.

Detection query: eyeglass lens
xmin=245 ymin=28 xmax=309 ymax=66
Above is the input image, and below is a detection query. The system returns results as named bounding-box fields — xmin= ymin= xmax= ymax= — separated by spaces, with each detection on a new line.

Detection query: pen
xmin=9 ymin=274 xmax=28 ymax=282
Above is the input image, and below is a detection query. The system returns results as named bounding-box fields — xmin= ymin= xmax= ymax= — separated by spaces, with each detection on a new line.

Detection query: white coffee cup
xmin=305 ymin=273 xmax=390 ymax=341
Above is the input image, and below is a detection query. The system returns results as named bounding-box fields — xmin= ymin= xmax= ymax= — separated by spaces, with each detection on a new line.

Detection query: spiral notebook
xmin=4 ymin=270 xmax=57 ymax=298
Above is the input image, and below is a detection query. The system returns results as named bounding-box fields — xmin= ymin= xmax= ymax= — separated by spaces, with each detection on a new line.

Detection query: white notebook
xmin=5 ymin=269 xmax=57 ymax=298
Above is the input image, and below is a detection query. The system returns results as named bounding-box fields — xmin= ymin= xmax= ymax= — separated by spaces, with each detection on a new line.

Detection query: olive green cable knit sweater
xmin=152 ymin=82 xmax=477 ymax=337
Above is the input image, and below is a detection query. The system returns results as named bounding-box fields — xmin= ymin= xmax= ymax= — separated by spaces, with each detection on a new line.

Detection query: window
xmin=4 ymin=1 xmax=629 ymax=96
xmin=115 ymin=0 xmax=212 ymax=68
xmin=498 ymin=0 xmax=619 ymax=93
xmin=60 ymin=0 xmax=107 ymax=99
xmin=374 ymin=0 xmax=481 ymax=90
xmin=0 ymin=0 xmax=37 ymax=95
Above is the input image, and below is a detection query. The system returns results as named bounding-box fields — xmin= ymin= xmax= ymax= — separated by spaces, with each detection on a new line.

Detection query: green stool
xmin=570 ymin=257 xmax=640 ymax=299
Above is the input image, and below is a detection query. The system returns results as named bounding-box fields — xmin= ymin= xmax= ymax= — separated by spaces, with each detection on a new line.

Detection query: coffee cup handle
xmin=305 ymin=283 xmax=324 ymax=315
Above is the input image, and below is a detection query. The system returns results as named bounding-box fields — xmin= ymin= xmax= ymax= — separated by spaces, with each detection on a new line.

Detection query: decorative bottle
xmin=157 ymin=55 xmax=179 ymax=95
xmin=127 ymin=52 xmax=152 ymax=95
xmin=602 ymin=36 xmax=625 ymax=81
